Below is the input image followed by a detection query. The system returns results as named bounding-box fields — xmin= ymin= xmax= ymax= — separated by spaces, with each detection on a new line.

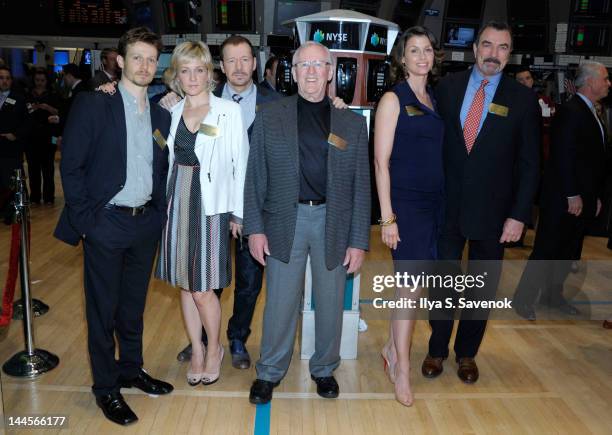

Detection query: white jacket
xmin=167 ymin=93 xmax=248 ymax=219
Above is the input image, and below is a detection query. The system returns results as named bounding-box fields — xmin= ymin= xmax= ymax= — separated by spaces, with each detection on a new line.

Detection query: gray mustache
xmin=484 ymin=58 xmax=501 ymax=65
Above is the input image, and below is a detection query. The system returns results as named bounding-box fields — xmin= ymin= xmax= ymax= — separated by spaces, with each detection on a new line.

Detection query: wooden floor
xmin=1 ymin=172 xmax=612 ymax=434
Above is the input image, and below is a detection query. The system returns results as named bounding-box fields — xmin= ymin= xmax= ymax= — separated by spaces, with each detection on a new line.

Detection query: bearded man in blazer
xmin=54 ymin=27 xmax=173 ymax=426
xmin=244 ymin=41 xmax=371 ymax=404
xmin=513 ymin=61 xmax=610 ymax=320
xmin=422 ymin=21 xmax=540 ymax=384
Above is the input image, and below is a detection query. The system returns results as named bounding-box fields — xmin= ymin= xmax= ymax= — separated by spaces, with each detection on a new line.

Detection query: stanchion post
xmin=2 ymin=169 xmax=59 ymax=378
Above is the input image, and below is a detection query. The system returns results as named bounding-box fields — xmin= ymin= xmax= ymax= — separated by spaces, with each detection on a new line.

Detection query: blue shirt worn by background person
xmin=222 ymin=81 xmax=256 ymax=128
xmin=460 ymin=67 xmax=502 ymax=135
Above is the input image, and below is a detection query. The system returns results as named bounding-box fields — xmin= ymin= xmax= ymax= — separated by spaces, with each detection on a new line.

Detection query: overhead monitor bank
xmin=282 ymin=9 xmax=400 ymax=108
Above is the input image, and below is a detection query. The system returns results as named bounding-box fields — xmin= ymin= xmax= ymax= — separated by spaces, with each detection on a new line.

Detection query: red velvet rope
xmin=0 ymin=223 xmax=21 ymax=327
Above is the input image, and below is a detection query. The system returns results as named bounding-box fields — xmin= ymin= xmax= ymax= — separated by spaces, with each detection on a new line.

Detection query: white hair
xmin=575 ymin=61 xmax=605 ymax=89
xmin=292 ymin=41 xmax=333 ymax=66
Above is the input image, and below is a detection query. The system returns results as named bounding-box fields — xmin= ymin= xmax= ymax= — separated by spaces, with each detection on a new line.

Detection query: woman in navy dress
xmin=374 ymin=26 xmax=444 ymax=406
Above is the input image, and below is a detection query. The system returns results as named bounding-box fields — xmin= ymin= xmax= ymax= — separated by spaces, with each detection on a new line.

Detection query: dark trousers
xmin=83 ymin=205 xmax=161 ymax=397
xmin=204 ymin=236 xmax=263 ymax=344
xmin=26 ymin=142 xmax=56 ymax=203
xmin=428 ymin=230 xmax=504 ymax=359
xmin=514 ymin=206 xmax=586 ymax=307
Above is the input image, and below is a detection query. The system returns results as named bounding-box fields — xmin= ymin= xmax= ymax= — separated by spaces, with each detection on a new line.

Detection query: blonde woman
xmin=156 ymin=41 xmax=248 ymax=386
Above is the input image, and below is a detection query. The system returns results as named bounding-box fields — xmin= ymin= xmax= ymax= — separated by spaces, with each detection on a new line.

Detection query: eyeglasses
xmin=292 ymin=60 xmax=332 ymax=70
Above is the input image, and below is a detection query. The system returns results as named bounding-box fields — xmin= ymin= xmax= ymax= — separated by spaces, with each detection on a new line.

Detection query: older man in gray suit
xmin=244 ymin=41 xmax=371 ymax=404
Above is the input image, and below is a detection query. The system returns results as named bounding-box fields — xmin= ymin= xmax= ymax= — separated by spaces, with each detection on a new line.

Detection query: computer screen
xmin=444 ymin=23 xmax=477 ymax=49
xmin=214 ymin=0 xmax=255 ymax=32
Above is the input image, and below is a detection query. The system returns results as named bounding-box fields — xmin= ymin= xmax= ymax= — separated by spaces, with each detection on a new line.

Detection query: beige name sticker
xmin=405 ymin=105 xmax=424 ymax=116
xmin=328 ymin=133 xmax=347 ymax=150
xmin=489 ymin=103 xmax=509 ymax=117
xmin=152 ymin=129 xmax=167 ymax=149
xmin=199 ymin=123 xmax=220 ymax=137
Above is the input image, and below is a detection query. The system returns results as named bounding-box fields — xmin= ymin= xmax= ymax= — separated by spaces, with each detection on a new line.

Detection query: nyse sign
xmin=309 ymin=22 xmax=360 ymax=50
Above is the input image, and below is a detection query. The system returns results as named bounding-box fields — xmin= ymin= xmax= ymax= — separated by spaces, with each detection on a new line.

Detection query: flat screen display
xmin=512 ymin=23 xmax=548 ymax=52
xmin=507 ymin=0 xmax=548 ymax=21
xmin=444 ymin=23 xmax=477 ymax=48
xmin=568 ymin=23 xmax=611 ymax=54
xmin=275 ymin=1 xmax=321 ymax=35
xmin=571 ymin=0 xmax=611 ymax=18
xmin=214 ymin=0 xmax=255 ymax=32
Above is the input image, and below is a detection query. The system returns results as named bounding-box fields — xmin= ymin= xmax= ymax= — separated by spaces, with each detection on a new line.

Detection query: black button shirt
xmin=297 ymin=95 xmax=330 ymax=201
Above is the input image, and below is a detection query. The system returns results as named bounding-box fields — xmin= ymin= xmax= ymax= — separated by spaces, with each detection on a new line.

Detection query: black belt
xmin=298 ymin=199 xmax=326 ymax=206
xmin=105 ymin=202 xmax=151 ymax=216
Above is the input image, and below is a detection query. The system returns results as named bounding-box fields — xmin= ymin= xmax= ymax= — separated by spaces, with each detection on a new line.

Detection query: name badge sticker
xmin=152 ymin=129 xmax=167 ymax=149
xmin=199 ymin=123 xmax=220 ymax=137
xmin=405 ymin=105 xmax=424 ymax=116
xmin=328 ymin=133 xmax=348 ymax=150
xmin=489 ymin=103 xmax=509 ymax=117
xmin=4 ymin=98 xmax=16 ymax=105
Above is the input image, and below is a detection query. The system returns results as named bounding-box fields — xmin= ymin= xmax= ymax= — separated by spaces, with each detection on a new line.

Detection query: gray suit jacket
xmin=244 ymin=95 xmax=371 ymax=270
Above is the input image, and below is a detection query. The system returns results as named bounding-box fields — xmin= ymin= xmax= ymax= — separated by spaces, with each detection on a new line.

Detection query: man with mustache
xmin=422 ymin=21 xmax=540 ymax=383
xmin=55 ymin=27 xmax=173 ymax=425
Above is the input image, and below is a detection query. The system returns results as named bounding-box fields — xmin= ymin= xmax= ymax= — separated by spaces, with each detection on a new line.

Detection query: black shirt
xmin=297 ymin=95 xmax=330 ymax=201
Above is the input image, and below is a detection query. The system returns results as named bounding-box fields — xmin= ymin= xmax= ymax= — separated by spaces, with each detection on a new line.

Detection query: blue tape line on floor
xmin=254 ymin=402 xmax=271 ymax=435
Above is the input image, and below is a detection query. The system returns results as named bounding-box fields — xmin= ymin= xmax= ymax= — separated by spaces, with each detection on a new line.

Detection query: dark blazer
xmin=60 ymin=80 xmax=88 ymax=133
xmin=54 ymin=91 xmax=171 ymax=245
xmin=434 ymin=70 xmax=541 ymax=240
xmin=0 ymin=91 xmax=28 ymax=159
xmin=88 ymin=70 xmax=115 ymax=90
xmin=243 ymin=95 xmax=371 ymax=269
xmin=540 ymin=94 xmax=607 ymax=217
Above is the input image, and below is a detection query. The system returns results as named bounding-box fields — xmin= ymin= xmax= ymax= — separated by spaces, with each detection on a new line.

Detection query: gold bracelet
xmin=378 ymin=213 xmax=397 ymax=226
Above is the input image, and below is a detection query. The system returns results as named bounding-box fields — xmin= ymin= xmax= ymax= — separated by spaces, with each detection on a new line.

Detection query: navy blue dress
xmin=388 ymin=81 xmax=444 ymax=261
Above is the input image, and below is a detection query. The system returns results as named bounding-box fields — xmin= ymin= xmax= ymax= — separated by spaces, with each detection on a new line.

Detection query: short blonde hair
xmin=165 ymin=41 xmax=215 ymax=97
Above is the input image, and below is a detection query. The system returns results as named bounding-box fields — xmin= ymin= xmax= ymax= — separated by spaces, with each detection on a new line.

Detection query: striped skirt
xmin=156 ymin=163 xmax=231 ymax=292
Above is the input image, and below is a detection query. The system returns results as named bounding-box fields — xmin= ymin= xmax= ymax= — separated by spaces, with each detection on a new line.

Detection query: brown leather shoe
xmin=421 ymin=354 xmax=445 ymax=378
xmin=456 ymin=357 xmax=479 ymax=384
xmin=603 ymin=320 xmax=612 ymax=329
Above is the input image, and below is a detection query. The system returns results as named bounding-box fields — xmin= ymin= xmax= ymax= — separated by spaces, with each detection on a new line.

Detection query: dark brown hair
xmin=219 ymin=35 xmax=254 ymax=60
xmin=390 ymin=26 xmax=443 ymax=85
xmin=475 ymin=20 xmax=513 ymax=49
xmin=118 ymin=27 xmax=163 ymax=59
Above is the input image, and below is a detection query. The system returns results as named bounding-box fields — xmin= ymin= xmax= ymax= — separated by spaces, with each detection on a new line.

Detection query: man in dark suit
xmin=54 ymin=27 xmax=173 ymax=426
xmin=173 ymin=35 xmax=282 ymax=369
xmin=245 ymin=41 xmax=371 ymax=404
xmin=514 ymin=61 xmax=610 ymax=320
xmin=259 ymin=55 xmax=278 ymax=92
xmin=423 ymin=21 xmax=540 ymax=384
xmin=89 ymin=47 xmax=120 ymax=90
xmin=59 ymin=63 xmax=88 ymax=129
xmin=0 ymin=66 xmax=28 ymax=223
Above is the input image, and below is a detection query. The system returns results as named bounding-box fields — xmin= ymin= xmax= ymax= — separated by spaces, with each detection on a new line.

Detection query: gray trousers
xmin=255 ymin=204 xmax=347 ymax=382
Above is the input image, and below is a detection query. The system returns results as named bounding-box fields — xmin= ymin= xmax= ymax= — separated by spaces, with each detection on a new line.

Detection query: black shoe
xmin=514 ymin=304 xmax=536 ymax=321
xmin=120 ymin=369 xmax=174 ymax=395
xmin=177 ymin=343 xmax=193 ymax=362
xmin=177 ymin=341 xmax=207 ymax=362
xmin=96 ymin=392 xmax=138 ymax=426
xmin=310 ymin=375 xmax=339 ymax=399
xmin=249 ymin=379 xmax=280 ymax=404
xmin=230 ymin=339 xmax=251 ymax=369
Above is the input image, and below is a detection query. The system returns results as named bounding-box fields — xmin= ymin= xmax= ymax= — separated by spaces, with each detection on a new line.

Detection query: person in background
xmin=25 ymin=68 xmax=61 ymax=205
xmin=0 ymin=65 xmax=28 ymax=224
xmin=513 ymin=61 xmax=610 ymax=320
xmin=155 ymin=40 xmax=248 ymax=387
xmin=374 ymin=26 xmax=444 ymax=407
xmin=89 ymin=47 xmax=120 ymax=90
xmin=260 ymin=55 xmax=278 ymax=92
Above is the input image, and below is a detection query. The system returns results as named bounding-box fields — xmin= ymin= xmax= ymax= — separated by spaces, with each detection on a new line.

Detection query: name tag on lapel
xmin=405 ymin=105 xmax=424 ymax=116
xmin=4 ymin=98 xmax=16 ymax=105
xmin=199 ymin=123 xmax=220 ymax=137
xmin=489 ymin=103 xmax=509 ymax=117
xmin=152 ymin=129 xmax=167 ymax=150
xmin=328 ymin=133 xmax=347 ymax=150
